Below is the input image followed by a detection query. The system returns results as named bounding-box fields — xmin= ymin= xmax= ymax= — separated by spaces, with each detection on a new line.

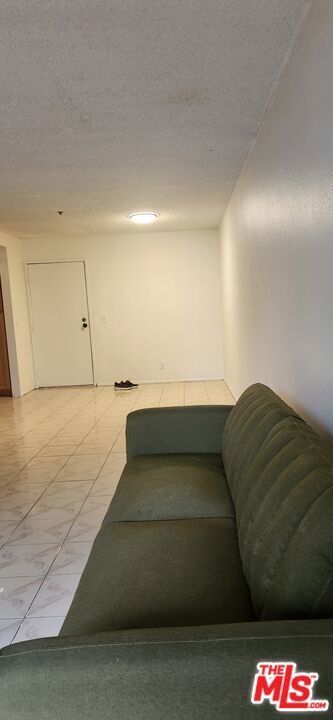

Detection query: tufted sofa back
xmin=222 ymin=384 xmax=333 ymax=620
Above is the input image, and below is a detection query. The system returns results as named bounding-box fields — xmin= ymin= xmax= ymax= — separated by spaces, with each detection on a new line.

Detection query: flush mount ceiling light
xmin=128 ymin=212 xmax=159 ymax=224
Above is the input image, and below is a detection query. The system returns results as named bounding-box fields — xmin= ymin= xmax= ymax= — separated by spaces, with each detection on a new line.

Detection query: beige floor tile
xmin=65 ymin=519 xmax=102 ymax=543
xmin=8 ymin=517 xmax=73 ymax=546
xmin=37 ymin=445 xmax=78 ymax=457
xmin=0 ymin=618 xmax=22 ymax=648
xmin=0 ymin=522 xmax=20 ymax=548
xmin=12 ymin=616 xmax=64 ymax=643
xmin=47 ymin=436 xmax=81 ymax=447
xmin=90 ymin=475 xmax=120 ymax=496
xmin=0 ymin=482 xmax=48 ymax=498
xmin=99 ymin=453 xmax=126 ymax=480
xmin=27 ymin=574 xmax=81 ymax=617
xmin=27 ymin=457 xmax=68 ymax=471
xmin=0 ymin=499 xmax=38 ymax=524
xmin=49 ymin=542 xmax=93 ymax=575
xmin=43 ymin=480 xmax=93 ymax=499
xmin=0 ymin=577 xmax=43 ymax=618
xmin=14 ymin=467 xmax=60 ymax=484
xmin=28 ymin=498 xmax=83 ymax=521
xmin=0 ymin=544 xmax=60 ymax=577
xmin=74 ymin=445 xmax=111 ymax=457
xmin=55 ymin=454 xmax=107 ymax=482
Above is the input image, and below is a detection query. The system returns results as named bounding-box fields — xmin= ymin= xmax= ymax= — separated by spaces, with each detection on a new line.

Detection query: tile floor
xmin=0 ymin=380 xmax=234 ymax=647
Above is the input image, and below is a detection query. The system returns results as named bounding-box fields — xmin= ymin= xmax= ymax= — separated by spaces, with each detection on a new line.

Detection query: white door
xmin=27 ymin=261 xmax=94 ymax=387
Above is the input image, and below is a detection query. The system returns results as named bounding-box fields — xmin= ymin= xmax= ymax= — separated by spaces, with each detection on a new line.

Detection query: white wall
xmin=22 ymin=229 xmax=223 ymax=385
xmin=0 ymin=231 xmax=35 ymax=395
xmin=220 ymin=1 xmax=333 ymax=435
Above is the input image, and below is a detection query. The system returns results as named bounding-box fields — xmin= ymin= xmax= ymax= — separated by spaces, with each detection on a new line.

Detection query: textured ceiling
xmin=0 ymin=0 xmax=311 ymax=237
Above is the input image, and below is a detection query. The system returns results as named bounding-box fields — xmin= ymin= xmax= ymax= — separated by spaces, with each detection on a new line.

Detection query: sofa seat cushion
xmin=60 ymin=518 xmax=254 ymax=636
xmin=104 ymin=453 xmax=234 ymax=522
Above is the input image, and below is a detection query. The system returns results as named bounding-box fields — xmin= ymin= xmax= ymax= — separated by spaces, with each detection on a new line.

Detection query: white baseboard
xmin=96 ymin=377 xmax=225 ymax=386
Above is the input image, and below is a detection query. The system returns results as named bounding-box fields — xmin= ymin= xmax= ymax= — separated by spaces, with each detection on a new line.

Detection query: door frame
xmin=0 ymin=276 xmax=12 ymax=396
xmin=0 ymin=246 xmax=21 ymax=396
xmin=25 ymin=259 xmax=97 ymax=388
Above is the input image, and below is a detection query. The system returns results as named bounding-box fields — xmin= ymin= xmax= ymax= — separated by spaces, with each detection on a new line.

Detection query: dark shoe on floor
xmin=124 ymin=379 xmax=138 ymax=389
xmin=114 ymin=381 xmax=130 ymax=390
xmin=114 ymin=380 xmax=138 ymax=390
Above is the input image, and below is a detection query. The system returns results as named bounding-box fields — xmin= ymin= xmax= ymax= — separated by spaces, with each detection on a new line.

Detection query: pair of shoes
xmin=114 ymin=379 xmax=139 ymax=390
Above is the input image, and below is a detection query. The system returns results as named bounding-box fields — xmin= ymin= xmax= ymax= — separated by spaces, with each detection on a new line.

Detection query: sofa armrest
xmin=126 ymin=405 xmax=233 ymax=458
xmin=1 ymin=620 xmax=332 ymax=719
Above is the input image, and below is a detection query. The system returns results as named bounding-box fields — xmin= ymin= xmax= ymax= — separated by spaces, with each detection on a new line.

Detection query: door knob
xmin=82 ymin=317 xmax=87 ymax=322
xmin=82 ymin=322 xmax=88 ymax=328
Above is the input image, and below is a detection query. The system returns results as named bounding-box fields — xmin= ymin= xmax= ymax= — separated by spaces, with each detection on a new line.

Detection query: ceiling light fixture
xmin=129 ymin=212 xmax=159 ymax=224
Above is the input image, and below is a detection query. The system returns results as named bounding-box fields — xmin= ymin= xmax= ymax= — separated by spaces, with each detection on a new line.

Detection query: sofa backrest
xmin=222 ymin=384 xmax=333 ymax=620
xmin=222 ymin=384 xmax=300 ymax=507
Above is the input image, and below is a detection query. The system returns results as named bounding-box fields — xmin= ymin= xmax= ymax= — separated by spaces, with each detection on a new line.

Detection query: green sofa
xmin=1 ymin=383 xmax=333 ymax=718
